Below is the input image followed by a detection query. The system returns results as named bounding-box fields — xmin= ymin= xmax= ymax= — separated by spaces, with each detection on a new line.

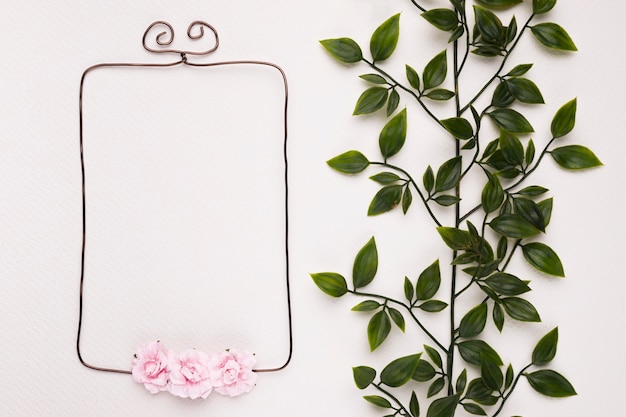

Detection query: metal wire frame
xmin=77 ymin=20 xmax=292 ymax=375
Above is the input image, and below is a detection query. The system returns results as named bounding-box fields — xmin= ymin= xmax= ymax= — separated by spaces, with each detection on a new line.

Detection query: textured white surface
xmin=0 ymin=0 xmax=624 ymax=415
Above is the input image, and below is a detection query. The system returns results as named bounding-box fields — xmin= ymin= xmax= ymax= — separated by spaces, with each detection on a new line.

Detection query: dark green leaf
xmin=423 ymin=50 xmax=448 ymax=90
xmin=459 ymin=303 xmax=488 ymax=338
xmin=531 ymin=22 xmax=577 ymax=51
xmin=526 ymin=370 xmax=577 ymax=397
xmin=426 ymin=88 xmax=455 ymax=101
xmin=526 ymin=138 xmax=536 ymax=165
xmin=522 ymin=242 xmax=565 ymax=277
xmin=422 ymin=9 xmax=459 ymax=31
xmin=353 ymin=237 xmax=378 ymax=289
xmin=489 ymin=214 xmax=541 ymax=238
xmin=482 ymin=171 xmax=504 ymax=213
xmin=406 ymin=64 xmax=421 ymax=90
xmin=474 ymin=6 xmax=504 ymax=43
xmin=402 ymin=186 xmax=413 ymax=214
xmin=456 ymin=369 xmax=468 ymax=394
xmin=404 ymin=276 xmax=415 ymax=302
xmin=370 ymin=172 xmax=401 ymax=184
xmin=462 ymin=138 xmax=477 ymax=150
xmin=434 ymin=195 xmax=461 ymax=206
xmin=466 ymin=378 xmax=493 ymax=401
xmin=533 ymin=0 xmax=557 ymax=14
xmin=551 ymin=145 xmax=602 ymax=170
xmin=538 ymin=198 xmax=553 ymax=227
xmin=502 ymin=297 xmax=541 ymax=322
xmin=428 ymin=377 xmax=446 ymax=397
xmin=388 ymin=307 xmax=406 ymax=332
xmin=354 ymin=87 xmax=388 ymax=115
xmin=458 ymin=340 xmax=503 ymax=366
xmin=441 ymin=118 xmax=474 ymax=140
xmin=449 ymin=25 xmax=465 ymax=43
xmin=387 ymin=89 xmax=400 ymax=116
xmin=425 ymin=345 xmax=443 ymax=369
xmin=360 ymin=73 xmax=387 ymax=84
xmin=506 ymin=16 xmax=518 ymax=45
xmin=352 ymin=300 xmax=382 ymax=312
xmin=353 ymin=366 xmax=377 ymax=389
xmin=368 ymin=310 xmax=391 ymax=351
xmin=426 ymin=394 xmax=459 ymax=417
xmin=380 ymin=108 xmax=407 ymax=159
xmin=327 ymin=150 xmax=369 ymax=174
xmin=419 ymin=300 xmax=448 ymax=312
xmin=513 ymin=197 xmax=545 ymax=231
xmin=506 ymin=63 xmax=533 ymax=77
xmin=488 ymin=109 xmax=534 ymax=133
xmin=435 ymin=156 xmax=462 ymax=192
xmin=380 ymin=354 xmax=422 ymax=387
xmin=483 ymin=139 xmax=500 ymax=159
xmin=491 ymin=81 xmax=515 ymax=107
xmin=413 ymin=359 xmax=436 ymax=381
xmin=368 ymin=185 xmax=403 ymax=216
xmin=462 ymin=403 xmax=487 ymax=416
xmin=370 ymin=14 xmax=401 ymax=62
xmin=310 ymin=272 xmax=348 ymax=297
xmin=480 ymin=354 xmax=503 ymax=391
xmin=517 ymin=185 xmax=548 ymax=197
xmin=423 ymin=165 xmax=435 ymax=193
xmin=551 ymin=98 xmax=577 ymax=138
xmin=472 ymin=45 xmax=504 ymax=57
xmin=532 ymin=327 xmax=558 ymax=365
xmin=364 ymin=395 xmax=393 ymax=408
xmin=485 ymin=272 xmax=531 ymax=296
xmin=437 ymin=227 xmax=472 ymax=250
xmin=493 ymin=303 xmax=504 ymax=332
xmin=410 ymin=392 xmax=420 ymax=417
xmin=505 ymin=364 xmax=514 ymax=389
xmin=415 ymin=260 xmax=441 ymax=301
xmin=500 ymin=130 xmax=524 ymax=165
xmin=320 ymin=38 xmax=363 ymax=63
xmin=506 ymin=78 xmax=544 ymax=104
xmin=475 ymin=0 xmax=522 ymax=8
xmin=496 ymin=236 xmax=508 ymax=259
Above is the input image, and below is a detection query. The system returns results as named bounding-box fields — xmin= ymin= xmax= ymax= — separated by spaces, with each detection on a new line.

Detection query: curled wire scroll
xmin=142 ymin=20 xmax=219 ymax=57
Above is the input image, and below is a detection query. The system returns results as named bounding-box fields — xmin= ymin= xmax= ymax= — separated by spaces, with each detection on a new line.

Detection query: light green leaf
xmin=364 ymin=395 xmax=393 ymax=408
xmin=353 ymin=237 xmax=378 ymax=289
xmin=351 ymin=300 xmax=382 ymax=312
xmin=310 ymin=272 xmax=348 ymax=297
xmin=368 ymin=185 xmax=403 ymax=216
xmin=320 ymin=38 xmax=363 ymax=63
xmin=522 ymin=242 xmax=565 ymax=277
xmin=370 ymin=172 xmax=401 ymax=184
xmin=379 ymin=108 xmax=407 ymax=159
xmin=353 ymin=366 xmax=376 ymax=389
xmin=380 ymin=354 xmax=422 ymax=387
xmin=551 ymin=145 xmax=603 ymax=170
xmin=368 ymin=310 xmax=391 ymax=351
xmin=327 ymin=150 xmax=369 ymax=174
xmin=354 ymin=87 xmax=388 ymax=115
xmin=406 ymin=64 xmax=421 ymax=90
xmin=370 ymin=14 xmax=401 ymax=62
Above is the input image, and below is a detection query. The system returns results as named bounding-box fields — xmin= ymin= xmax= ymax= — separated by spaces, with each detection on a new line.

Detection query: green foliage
xmin=313 ymin=1 xmax=588 ymax=416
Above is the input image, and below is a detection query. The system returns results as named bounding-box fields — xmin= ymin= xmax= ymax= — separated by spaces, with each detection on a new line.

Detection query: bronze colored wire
xmin=77 ymin=21 xmax=292 ymax=375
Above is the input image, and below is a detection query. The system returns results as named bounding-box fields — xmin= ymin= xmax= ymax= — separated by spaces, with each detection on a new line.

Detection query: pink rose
xmin=131 ymin=341 xmax=171 ymax=394
xmin=167 ymin=349 xmax=213 ymax=399
xmin=209 ymin=349 xmax=257 ymax=397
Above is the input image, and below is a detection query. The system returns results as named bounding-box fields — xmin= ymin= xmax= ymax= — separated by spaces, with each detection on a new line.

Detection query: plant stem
xmin=491 ymin=364 xmax=532 ymax=417
xmin=408 ymin=0 xmax=427 ymax=12
xmin=374 ymin=383 xmax=412 ymax=415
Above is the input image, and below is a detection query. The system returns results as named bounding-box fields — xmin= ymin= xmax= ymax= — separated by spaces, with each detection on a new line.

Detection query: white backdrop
xmin=1 ymin=0 xmax=624 ymax=415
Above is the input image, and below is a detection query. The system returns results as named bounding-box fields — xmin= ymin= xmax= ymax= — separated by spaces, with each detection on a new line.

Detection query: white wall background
xmin=1 ymin=0 xmax=623 ymax=415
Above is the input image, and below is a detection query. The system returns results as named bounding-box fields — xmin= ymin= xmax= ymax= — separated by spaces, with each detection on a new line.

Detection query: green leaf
xmin=485 ymin=272 xmax=531 ymax=296
xmin=422 ymin=9 xmax=459 ymax=31
xmin=458 ymin=340 xmax=503 ymax=366
xmin=493 ymin=303 xmax=504 ymax=332
xmin=531 ymin=22 xmax=577 ymax=51
xmin=413 ymin=359 xmax=437 ymax=381
xmin=475 ymin=0 xmax=522 ymax=8
xmin=532 ymin=327 xmax=559 ymax=365
xmin=437 ymin=227 xmax=472 ymax=250
xmin=480 ymin=354 xmax=503 ymax=391
xmin=402 ymin=186 xmax=413 ymax=214
xmin=360 ymin=73 xmax=387 ymax=84
xmin=387 ymin=89 xmax=400 ymax=116
xmin=418 ymin=300 xmax=448 ymax=312
xmin=505 ymin=78 xmax=544 ymax=104
xmin=434 ymin=195 xmax=461 ymax=207
xmin=354 ymin=87 xmax=388 ymax=115
xmin=381 ymin=354 xmax=422 ymax=387
xmin=320 ymin=38 xmax=363 ymax=63
xmin=505 ymin=364 xmax=514 ymax=389
xmin=388 ymin=307 xmax=406 ymax=332
xmin=551 ymin=145 xmax=603 ymax=170
xmin=526 ymin=370 xmax=577 ymax=397
xmin=435 ymin=156 xmax=462 ymax=192
xmin=426 ymin=88 xmax=455 ymax=101
xmin=499 ymin=130 xmax=524 ymax=166
xmin=456 ymin=369 xmax=468 ymax=394
xmin=368 ymin=310 xmax=391 ymax=351
xmin=327 ymin=150 xmax=369 ymax=174
xmin=525 ymin=138 xmax=536 ymax=165
xmin=459 ymin=303 xmax=488 ymax=338
xmin=481 ymin=171 xmax=504 ymax=213
xmin=465 ymin=378 xmax=493 ymax=401
xmin=538 ymin=198 xmax=553 ymax=227
xmin=370 ymin=172 xmax=401 ymax=184
xmin=423 ymin=165 xmax=435 ymax=193
xmin=517 ymin=185 xmax=548 ymax=197
xmin=506 ymin=63 xmax=533 ymax=77
xmin=522 ymin=242 xmax=565 ymax=277
xmin=310 ymin=272 xmax=348 ymax=297
xmin=473 ymin=6 xmax=504 ymax=43
xmin=488 ymin=109 xmax=534 ymax=133
xmin=406 ymin=64 xmax=421 ymax=90
xmin=489 ymin=214 xmax=541 ymax=239
xmin=441 ymin=118 xmax=474 ymax=140
xmin=410 ymin=392 xmax=420 ymax=417
xmin=513 ymin=197 xmax=545 ymax=231
xmin=491 ymin=81 xmax=515 ymax=107
xmin=426 ymin=394 xmax=459 ymax=417
xmin=370 ymin=14 xmax=401 ymax=62
xmin=353 ymin=366 xmax=376 ymax=389
xmin=462 ymin=403 xmax=487 ymax=416
xmin=428 ymin=377 xmax=446 ymax=397
xmin=404 ymin=277 xmax=415 ymax=303
xmin=368 ymin=185 xmax=403 ymax=216
xmin=364 ymin=395 xmax=393 ymax=408
xmin=551 ymin=98 xmax=577 ymax=138
xmin=423 ymin=50 xmax=448 ymax=90
xmin=380 ymin=108 xmax=407 ymax=159
xmin=351 ymin=300 xmax=382 ymax=312
xmin=425 ymin=345 xmax=443 ymax=368
xmin=533 ymin=0 xmax=557 ymax=14
xmin=353 ymin=237 xmax=378 ymax=288
xmin=502 ymin=297 xmax=541 ymax=322
xmin=416 ymin=260 xmax=441 ymax=300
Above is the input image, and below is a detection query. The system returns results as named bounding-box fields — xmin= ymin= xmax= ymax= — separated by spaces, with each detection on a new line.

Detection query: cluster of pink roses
xmin=131 ymin=341 xmax=257 ymax=399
